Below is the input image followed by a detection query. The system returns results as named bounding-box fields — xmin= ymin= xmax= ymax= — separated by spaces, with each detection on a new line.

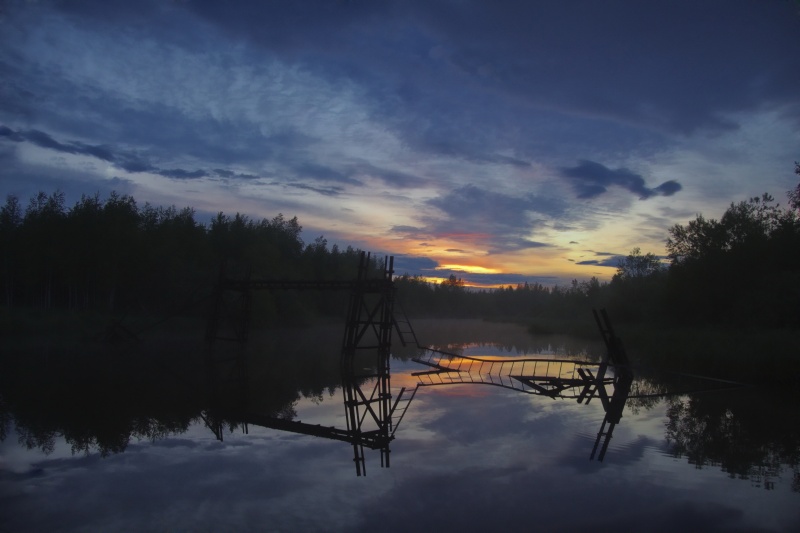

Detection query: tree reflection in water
xmin=1 ymin=322 xmax=798 ymax=488
xmin=665 ymin=390 xmax=800 ymax=491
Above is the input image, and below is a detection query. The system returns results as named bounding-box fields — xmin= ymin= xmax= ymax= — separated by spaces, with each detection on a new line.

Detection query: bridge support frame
xmin=204 ymin=251 xmax=401 ymax=476
xmin=341 ymin=252 xmax=397 ymax=475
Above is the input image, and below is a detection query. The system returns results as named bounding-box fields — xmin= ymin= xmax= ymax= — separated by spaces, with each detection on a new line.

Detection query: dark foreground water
xmin=1 ymin=320 xmax=798 ymax=532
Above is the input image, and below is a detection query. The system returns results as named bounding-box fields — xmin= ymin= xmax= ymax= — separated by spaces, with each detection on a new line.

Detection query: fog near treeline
xmin=1 ymin=185 xmax=799 ymax=329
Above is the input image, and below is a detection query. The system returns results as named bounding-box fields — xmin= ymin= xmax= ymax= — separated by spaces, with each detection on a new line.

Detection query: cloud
xmin=0 ymin=125 xmax=273 ymax=185
xmin=284 ymin=182 xmax=344 ymax=197
xmin=576 ymin=257 xmax=622 ymax=267
xmin=0 ymin=127 xmax=120 ymax=162
xmin=427 ymin=185 xmax=554 ymax=229
xmin=292 ymin=162 xmax=362 ymax=186
xmin=393 ymin=254 xmax=439 ymax=274
xmin=184 ymin=1 xmax=799 ymax=140
xmin=561 ymin=160 xmax=682 ymax=199
xmin=1 ymin=0 xmax=798 ymax=286
xmin=390 ymin=225 xmax=430 ymax=241
xmin=422 ymin=184 xmax=564 ymax=253
xmin=653 ymin=180 xmax=682 ymax=196
xmin=157 ymin=169 xmax=208 ymax=180
xmin=392 ymin=252 xmax=557 ymax=286
xmin=352 ymin=163 xmax=428 ymax=189
xmin=575 ymin=251 xmax=666 ymax=268
xmin=0 ymin=125 xmax=158 ymax=173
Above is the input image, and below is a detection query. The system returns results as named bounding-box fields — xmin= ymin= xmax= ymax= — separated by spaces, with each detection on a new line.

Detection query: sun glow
xmin=436 ymin=264 xmax=502 ymax=275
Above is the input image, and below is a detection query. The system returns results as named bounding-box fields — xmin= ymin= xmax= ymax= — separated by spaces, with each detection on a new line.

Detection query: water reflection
xmin=406 ymin=310 xmax=636 ymax=462
xmin=203 ymin=347 xmax=400 ymax=477
xmin=3 ymin=316 xmax=800 ymax=533
xmin=0 ymin=319 xmax=797 ymax=487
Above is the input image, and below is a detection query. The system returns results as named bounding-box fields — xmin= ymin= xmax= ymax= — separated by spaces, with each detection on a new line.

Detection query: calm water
xmin=1 ymin=320 xmax=798 ymax=532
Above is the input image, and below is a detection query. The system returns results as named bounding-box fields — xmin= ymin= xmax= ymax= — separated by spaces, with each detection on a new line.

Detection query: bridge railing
xmin=412 ymin=348 xmax=615 ymax=399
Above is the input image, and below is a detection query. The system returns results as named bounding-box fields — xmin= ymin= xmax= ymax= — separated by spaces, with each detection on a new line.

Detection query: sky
xmin=1 ymin=0 xmax=799 ymax=287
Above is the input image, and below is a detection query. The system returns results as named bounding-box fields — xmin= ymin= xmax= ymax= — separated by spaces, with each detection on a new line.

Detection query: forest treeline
xmin=1 ymin=168 xmax=799 ymax=329
xmin=0 ymin=190 xmax=369 ymax=323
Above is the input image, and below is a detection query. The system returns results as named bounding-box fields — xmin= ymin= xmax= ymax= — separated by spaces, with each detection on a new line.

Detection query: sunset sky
xmin=1 ymin=0 xmax=799 ymax=287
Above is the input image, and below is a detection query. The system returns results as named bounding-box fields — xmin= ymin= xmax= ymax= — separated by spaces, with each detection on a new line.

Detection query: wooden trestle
xmin=204 ymin=251 xmax=405 ymax=476
xmin=204 ymin=255 xmax=636 ymax=470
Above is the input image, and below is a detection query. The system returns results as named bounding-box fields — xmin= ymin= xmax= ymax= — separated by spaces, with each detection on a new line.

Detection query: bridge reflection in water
xmin=201 ymin=252 xmax=656 ymax=475
xmin=409 ymin=309 xmax=634 ymax=461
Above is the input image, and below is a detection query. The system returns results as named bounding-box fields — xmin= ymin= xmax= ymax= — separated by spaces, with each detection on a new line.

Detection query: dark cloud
xmin=157 ymin=169 xmax=208 ymax=180
xmin=183 ymin=0 xmax=800 ymax=140
xmin=423 ymin=184 xmax=565 ymax=253
xmin=70 ymin=141 xmax=116 ymax=162
xmin=187 ymin=0 xmax=389 ymax=54
xmin=353 ymin=163 xmax=428 ymax=189
xmin=0 ymin=125 xmax=160 ymax=173
xmin=1 ymin=127 xmax=120 ymax=163
xmin=264 ymin=129 xmax=319 ymax=150
xmin=427 ymin=184 xmax=561 ymax=228
xmin=0 ymin=125 xmax=23 ymax=141
xmin=390 ymin=225 xmax=429 ymax=240
xmin=19 ymin=129 xmax=68 ymax=152
xmin=418 ymin=141 xmax=532 ymax=167
xmin=653 ymin=180 xmax=682 ymax=196
xmin=411 ymin=1 xmax=800 ymax=134
xmin=284 ymin=182 xmax=344 ymax=197
xmin=577 ymin=249 xmax=667 ymax=268
xmin=561 ymin=160 xmax=682 ymax=199
xmin=213 ymin=169 xmax=262 ymax=181
xmin=393 ymin=254 xmax=439 ymax=274
xmin=293 ymin=162 xmax=361 ymax=186
xmin=116 ymin=157 xmax=154 ymax=173
xmin=0 ymin=126 xmax=251 ymax=184
xmin=4 ymin=1 xmax=799 ymax=177
xmin=576 ymin=255 xmax=625 ymax=267
xmin=214 ymin=168 xmax=235 ymax=178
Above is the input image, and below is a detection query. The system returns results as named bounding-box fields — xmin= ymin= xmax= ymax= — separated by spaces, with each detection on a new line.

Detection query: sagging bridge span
xmin=203 ymin=251 xmax=633 ymax=475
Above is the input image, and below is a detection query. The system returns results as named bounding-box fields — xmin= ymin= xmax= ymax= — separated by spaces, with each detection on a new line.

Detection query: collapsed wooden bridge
xmin=203 ymin=251 xmax=635 ymax=472
xmin=408 ymin=309 xmax=633 ymax=461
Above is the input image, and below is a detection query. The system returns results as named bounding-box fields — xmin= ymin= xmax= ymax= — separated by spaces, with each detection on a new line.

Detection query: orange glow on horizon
xmin=404 ymin=275 xmax=510 ymax=290
xmin=436 ymin=264 xmax=502 ymax=275
xmin=330 ymin=224 xmax=629 ymax=285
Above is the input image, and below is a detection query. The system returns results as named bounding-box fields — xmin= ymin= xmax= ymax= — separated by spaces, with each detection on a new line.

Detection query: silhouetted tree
xmin=788 ymin=161 xmax=800 ymax=211
xmin=0 ymin=195 xmax=23 ymax=307
xmin=613 ymin=247 xmax=664 ymax=281
xmin=666 ymin=193 xmax=800 ymax=326
xmin=21 ymin=191 xmax=66 ymax=308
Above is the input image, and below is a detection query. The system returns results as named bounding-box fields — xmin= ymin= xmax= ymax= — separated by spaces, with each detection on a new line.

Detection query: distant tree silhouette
xmin=0 ymin=195 xmax=23 ymax=306
xmin=613 ymin=247 xmax=663 ymax=281
xmin=1 ymin=183 xmax=798 ymax=329
xmin=788 ymin=161 xmax=800 ymax=211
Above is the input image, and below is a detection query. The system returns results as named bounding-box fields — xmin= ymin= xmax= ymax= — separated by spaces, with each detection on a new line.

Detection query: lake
xmin=1 ymin=319 xmax=798 ymax=532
